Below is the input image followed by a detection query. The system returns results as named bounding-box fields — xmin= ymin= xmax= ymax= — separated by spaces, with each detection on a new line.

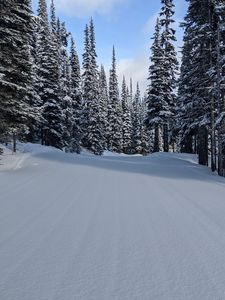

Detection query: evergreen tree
xmin=146 ymin=18 xmax=167 ymax=152
xmin=82 ymin=21 xmax=103 ymax=155
xmin=121 ymin=76 xmax=132 ymax=153
xmin=82 ymin=24 xmax=91 ymax=146
xmin=0 ymin=0 xmax=33 ymax=150
xmin=99 ymin=65 xmax=109 ymax=150
xmin=55 ymin=20 xmax=72 ymax=151
xmin=58 ymin=21 xmax=70 ymax=99
xmin=24 ymin=14 xmax=44 ymax=143
xmin=36 ymin=0 xmax=63 ymax=149
xmin=132 ymin=83 xmax=143 ymax=154
xmin=160 ymin=0 xmax=179 ymax=152
xmin=129 ymin=78 xmax=133 ymax=108
xmin=70 ymin=36 xmax=83 ymax=153
xmin=108 ymin=47 xmax=122 ymax=152
xmin=177 ymin=0 xmax=218 ymax=167
xmin=140 ymin=97 xmax=151 ymax=155
xmin=216 ymin=1 xmax=225 ymax=175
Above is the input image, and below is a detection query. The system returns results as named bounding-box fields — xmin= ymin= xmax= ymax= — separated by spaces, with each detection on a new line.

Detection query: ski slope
xmin=1 ymin=144 xmax=225 ymax=300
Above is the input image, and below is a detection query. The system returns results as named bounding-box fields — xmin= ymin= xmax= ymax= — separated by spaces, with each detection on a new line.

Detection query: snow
xmin=1 ymin=144 xmax=225 ymax=299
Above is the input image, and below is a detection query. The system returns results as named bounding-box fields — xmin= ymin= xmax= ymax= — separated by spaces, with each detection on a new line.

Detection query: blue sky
xmin=32 ymin=0 xmax=188 ymax=93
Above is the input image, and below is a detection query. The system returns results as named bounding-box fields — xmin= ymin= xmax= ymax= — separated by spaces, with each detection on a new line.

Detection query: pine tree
xmin=58 ymin=21 xmax=70 ymax=100
xmin=53 ymin=18 xmax=72 ymax=151
xmin=108 ymin=47 xmax=122 ymax=152
xmin=70 ymin=36 xmax=83 ymax=153
xmin=160 ymin=0 xmax=179 ymax=152
xmin=36 ymin=0 xmax=63 ymax=149
xmin=129 ymin=78 xmax=133 ymax=108
xmin=132 ymin=83 xmax=143 ymax=154
xmin=177 ymin=0 xmax=218 ymax=167
xmin=26 ymin=14 xmax=43 ymax=143
xmin=99 ymin=65 xmax=109 ymax=150
xmin=177 ymin=14 xmax=196 ymax=154
xmin=121 ymin=76 xmax=132 ymax=153
xmin=0 ymin=0 xmax=33 ymax=150
xmin=140 ymin=96 xmax=151 ymax=155
xmin=146 ymin=18 xmax=167 ymax=152
xmin=82 ymin=21 xmax=103 ymax=155
xmin=215 ymin=1 xmax=225 ymax=175
xmin=82 ymin=24 xmax=91 ymax=147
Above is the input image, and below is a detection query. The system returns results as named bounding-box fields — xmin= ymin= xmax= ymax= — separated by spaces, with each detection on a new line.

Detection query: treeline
xmin=146 ymin=0 xmax=225 ymax=177
xmin=1 ymin=0 xmax=225 ymax=177
xmin=0 ymin=0 xmax=150 ymax=155
xmin=178 ymin=0 xmax=225 ymax=177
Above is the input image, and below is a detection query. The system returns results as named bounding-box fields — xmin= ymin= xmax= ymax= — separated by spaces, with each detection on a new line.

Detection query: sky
xmin=32 ymin=0 xmax=188 ymax=94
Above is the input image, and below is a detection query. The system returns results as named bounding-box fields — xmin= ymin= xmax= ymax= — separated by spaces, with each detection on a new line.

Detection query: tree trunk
xmin=222 ymin=141 xmax=225 ymax=177
xmin=12 ymin=132 xmax=16 ymax=153
xmin=163 ymin=123 xmax=169 ymax=152
xmin=218 ymin=129 xmax=223 ymax=176
xmin=198 ymin=126 xmax=208 ymax=166
xmin=153 ymin=124 xmax=160 ymax=152
xmin=216 ymin=17 xmax=224 ymax=176
xmin=210 ymin=124 xmax=216 ymax=172
xmin=194 ymin=135 xmax=197 ymax=154
xmin=181 ymin=135 xmax=193 ymax=153
xmin=209 ymin=3 xmax=216 ymax=172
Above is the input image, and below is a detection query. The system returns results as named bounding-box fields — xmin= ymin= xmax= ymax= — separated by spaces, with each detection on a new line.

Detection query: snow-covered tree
xmin=160 ymin=0 xmax=178 ymax=152
xmin=216 ymin=2 xmax=225 ymax=175
xmin=140 ymin=97 xmax=151 ymax=155
xmin=36 ymin=0 xmax=63 ymax=149
xmin=177 ymin=0 xmax=219 ymax=167
xmin=82 ymin=21 xmax=103 ymax=155
xmin=132 ymin=83 xmax=143 ymax=154
xmin=0 ymin=0 xmax=33 ymax=150
xmin=26 ymin=14 xmax=43 ymax=143
xmin=99 ymin=65 xmax=109 ymax=150
xmin=70 ymin=36 xmax=83 ymax=153
xmin=146 ymin=18 xmax=167 ymax=152
xmin=108 ymin=47 xmax=122 ymax=152
xmin=121 ymin=76 xmax=132 ymax=153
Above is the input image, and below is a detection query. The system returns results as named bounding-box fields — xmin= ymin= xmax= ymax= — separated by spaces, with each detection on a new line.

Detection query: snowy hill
xmin=0 ymin=144 xmax=225 ymax=299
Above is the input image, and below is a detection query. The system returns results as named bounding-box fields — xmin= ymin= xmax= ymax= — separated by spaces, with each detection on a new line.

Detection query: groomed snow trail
xmin=1 ymin=147 xmax=225 ymax=300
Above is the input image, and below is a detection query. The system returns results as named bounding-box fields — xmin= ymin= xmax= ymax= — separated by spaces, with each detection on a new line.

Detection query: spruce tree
xmin=70 ymin=36 xmax=83 ymax=153
xmin=140 ymin=97 xmax=151 ymax=155
xmin=146 ymin=18 xmax=167 ymax=152
xmin=216 ymin=1 xmax=225 ymax=175
xmin=81 ymin=24 xmax=90 ymax=147
xmin=160 ymin=0 xmax=179 ymax=152
xmin=177 ymin=0 xmax=218 ymax=166
xmin=0 ymin=0 xmax=33 ymax=150
xmin=36 ymin=0 xmax=63 ymax=149
xmin=99 ymin=65 xmax=109 ymax=150
xmin=108 ymin=47 xmax=122 ymax=152
xmin=132 ymin=83 xmax=143 ymax=154
xmin=26 ymin=15 xmax=43 ymax=143
xmin=121 ymin=76 xmax=132 ymax=153
xmin=82 ymin=21 xmax=103 ymax=155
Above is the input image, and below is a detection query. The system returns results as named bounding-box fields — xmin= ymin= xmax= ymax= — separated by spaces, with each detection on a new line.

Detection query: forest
xmin=0 ymin=0 xmax=225 ymax=177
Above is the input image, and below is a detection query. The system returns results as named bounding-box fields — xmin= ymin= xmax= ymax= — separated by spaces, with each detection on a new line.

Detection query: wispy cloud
xmin=54 ymin=0 xmax=127 ymax=17
xmin=117 ymin=53 xmax=149 ymax=95
xmin=144 ymin=12 xmax=159 ymax=37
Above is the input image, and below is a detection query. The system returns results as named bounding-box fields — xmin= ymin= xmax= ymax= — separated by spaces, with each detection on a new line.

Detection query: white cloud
xmin=144 ymin=12 xmax=159 ymax=37
xmin=117 ymin=53 xmax=149 ymax=95
xmin=54 ymin=0 xmax=126 ymax=17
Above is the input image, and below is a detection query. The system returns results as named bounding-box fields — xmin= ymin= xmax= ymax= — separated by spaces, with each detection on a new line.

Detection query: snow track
xmin=1 ymin=148 xmax=225 ymax=299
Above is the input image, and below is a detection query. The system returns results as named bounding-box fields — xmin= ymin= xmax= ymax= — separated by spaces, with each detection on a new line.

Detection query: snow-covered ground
xmin=1 ymin=144 xmax=225 ymax=299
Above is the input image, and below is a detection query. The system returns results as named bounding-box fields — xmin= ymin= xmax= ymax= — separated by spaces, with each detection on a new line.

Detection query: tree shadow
xmin=32 ymin=151 xmax=225 ymax=184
